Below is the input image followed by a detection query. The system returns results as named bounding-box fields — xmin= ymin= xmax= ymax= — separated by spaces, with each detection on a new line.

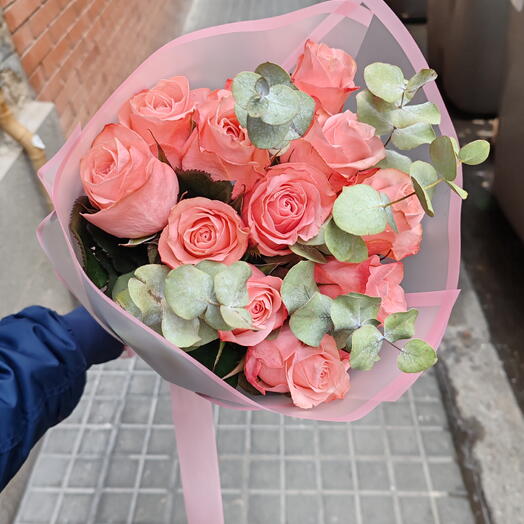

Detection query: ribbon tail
xmin=170 ymin=383 xmax=224 ymax=524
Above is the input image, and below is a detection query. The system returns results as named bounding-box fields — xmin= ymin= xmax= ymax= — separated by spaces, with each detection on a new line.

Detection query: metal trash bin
xmin=386 ymin=0 xmax=427 ymax=21
xmin=428 ymin=0 xmax=509 ymax=115
xmin=494 ymin=1 xmax=524 ymax=241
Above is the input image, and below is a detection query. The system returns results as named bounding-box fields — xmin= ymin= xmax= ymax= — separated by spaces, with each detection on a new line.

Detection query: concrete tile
xmin=154 ymin=399 xmax=174 ymax=424
xmin=69 ymin=458 xmax=103 ymax=488
xmin=251 ymin=428 xmax=280 ymax=455
xmin=421 ymin=429 xmax=455 ymax=456
xmin=393 ymin=461 xmax=427 ymax=491
xmin=284 ymin=429 xmax=315 ymax=455
xmin=78 ymin=428 xmax=111 ymax=456
xmin=148 ymin=427 xmax=177 ymax=456
xmin=318 ymin=428 xmax=350 ymax=455
xmin=387 ymin=428 xmax=420 ymax=456
xmin=87 ymin=399 xmax=119 ymax=424
xmin=353 ymin=428 xmax=385 ymax=456
xmin=383 ymin=403 xmax=414 ymax=426
xmin=128 ymin=373 xmax=157 ymax=396
xmin=251 ymin=410 xmax=281 ymax=425
xmin=323 ymin=494 xmax=356 ymax=524
xmin=286 ymin=459 xmax=317 ymax=490
xmin=249 ymin=459 xmax=280 ymax=490
xmin=399 ymin=496 xmax=434 ymax=524
xmin=351 ymin=406 xmax=382 ymax=426
xmin=429 ymin=461 xmax=467 ymax=494
xmin=57 ymin=494 xmax=94 ymax=523
xmin=113 ymin=427 xmax=146 ymax=455
xmin=42 ymin=428 xmax=78 ymax=454
xmin=18 ymin=492 xmax=58 ymax=522
xmin=217 ymin=428 xmax=246 ymax=454
xmin=96 ymin=374 xmax=127 ymax=397
xmin=105 ymin=457 xmax=140 ymax=488
xmin=30 ymin=456 xmax=69 ymax=487
xmin=286 ymin=494 xmax=321 ymax=524
xmin=415 ymin=402 xmax=448 ymax=428
xmin=248 ymin=494 xmax=280 ymax=524
xmin=121 ymin=397 xmax=152 ymax=424
xmin=223 ymin=494 xmax=244 ymax=524
xmin=321 ymin=460 xmax=353 ymax=491
xmin=219 ymin=408 xmax=248 ymax=425
xmin=360 ymin=496 xmax=395 ymax=524
xmin=141 ymin=458 xmax=174 ymax=489
xmin=356 ymin=461 xmax=390 ymax=490
xmin=436 ymin=496 xmax=475 ymax=524
xmin=219 ymin=458 xmax=244 ymax=489
xmin=95 ymin=492 xmax=132 ymax=523
xmin=133 ymin=493 xmax=170 ymax=524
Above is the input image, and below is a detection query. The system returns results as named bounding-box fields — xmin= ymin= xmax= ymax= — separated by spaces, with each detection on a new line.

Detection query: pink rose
xmin=314 ymin=255 xmax=407 ymax=322
xmin=182 ymin=89 xmax=270 ymax=197
xmin=158 ymin=197 xmax=249 ymax=267
xmin=245 ymin=326 xmax=350 ymax=409
xmin=361 ymin=169 xmax=425 ymax=261
xmin=80 ymin=124 xmax=178 ymax=238
xmin=119 ymin=76 xmax=209 ymax=168
xmin=300 ymin=111 xmax=385 ymax=183
xmin=219 ymin=267 xmax=287 ymax=346
xmin=292 ymin=39 xmax=358 ymax=115
xmin=242 ymin=162 xmax=336 ymax=256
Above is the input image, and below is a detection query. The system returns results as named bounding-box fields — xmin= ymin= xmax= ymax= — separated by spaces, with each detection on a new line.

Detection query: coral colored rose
xmin=245 ymin=326 xmax=350 ymax=409
xmin=219 ymin=267 xmax=287 ymax=346
xmin=119 ymin=76 xmax=209 ymax=168
xmin=80 ymin=124 xmax=178 ymax=238
xmin=158 ymin=197 xmax=249 ymax=267
xmin=292 ymin=39 xmax=358 ymax=115
xmin=361 ymin=169 xmax=425 ymax=261
xmin=242 ymin=162 xmax=336 ymax=256
xmin=314 ymin=255 xmax=407 ymax=322
xmin=301 ymin=111 xmax=385 ymax=183
xmin=182 ymin=89 xmax=270 ymax=197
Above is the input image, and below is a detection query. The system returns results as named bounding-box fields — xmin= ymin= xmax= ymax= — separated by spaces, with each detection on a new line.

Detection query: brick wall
xmin=1 ymin=0 xmax=191 ymax=132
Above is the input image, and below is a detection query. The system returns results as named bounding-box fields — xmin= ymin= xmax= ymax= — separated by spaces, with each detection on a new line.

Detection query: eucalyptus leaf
xmin=112 ymin=272 xmax=135 ymax=301
xmin=380 ymin=193 xmax=399 ymax=233
xmin=281 ymin=260 xmax=318 ymax=314
xmin=258 ymin=84 xmax=300 ymax=126
xmin=298 ymin=222 xmax=326 ymax=246
xmin=214 ymin=261 xmax=251 ymax=307
xmin=376 ymin=150 xmax=412 ymax=173
xmin=459 ymin=140 xmax=490 ymax=165
xmin=430 ymin=136 xmax=457 ymax=181
xmin=164 ymin=265 xmax=213 ymax=319
xmin=331 ymin=293 xmax=381 ymax=332
xmin=255 ymin=62 xmax=293 ymax=87
xmin=196 ymin=260 xmax=227 ymax=277
xmin=410 ymin=160 xmax=439 ymax=216
xmin=220 ymin=305 xmax=252 ymax=329
xmin=364 ymin=63 xmax=406 ymax=104
xmin=356 ymin=90 xmax=394 ymax=136
xmin=204 ymin=304 xmax=231 ymax=331
xmin=235 ymin=105 xmax=248 ymax=128
xmin=397 ymin=339 xmax=438 ymax=373
xmin=232 ymin=71 xmax=261 ymax=108
xmin=411 ymin=177 xmax=435 ymax=217
xmin=404 ymin=69 xmax=437 ymax=103
xmin=196 ymin=322 xmax=219 ymax=347
xmin=390 ymin=102 xmax=441 ymax=128
xmin=325 ymin=219 xmax=368 ymax=263
xmin=115 ymin=289 xmax=141 ymax=319
xmin=286 ymin=90 xmax=316 ymax=139
xmin=334 ymin=330 xmax=352 ymax=349
xmin=384 ymin=309 xmax=418 ymax=342
xmin=391 ymin=123 xmax=436 ymax=150
xmin=289 ymin=292 xmax=333 ymax=346
xmin=290 ymin=243 xmax=327 ymax=263
xmin=128 ymin=265 xmax=169 ymax=326
xmin=246 ymin=115 xmax=289 ymax=150
xmin=333 ymin=185 xmax=388 ymax=236
xmin=350 ymin=324 xmax=384 ymax=371
xmin=161 ymin=305 xmax=201 ymax=348
xmin=445 ymin=180 xmax=468 ymax=199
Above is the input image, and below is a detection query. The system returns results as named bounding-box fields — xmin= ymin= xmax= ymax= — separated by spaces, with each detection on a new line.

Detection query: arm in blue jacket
xmin=0 ymin=306 xmax=123 ymax=491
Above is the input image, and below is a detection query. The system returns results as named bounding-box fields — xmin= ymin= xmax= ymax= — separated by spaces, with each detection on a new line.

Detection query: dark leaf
xmin=176 ymin=169 xmax=233 ymax=203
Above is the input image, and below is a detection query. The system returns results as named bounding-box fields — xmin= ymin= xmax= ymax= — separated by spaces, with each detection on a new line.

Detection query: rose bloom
xmin=314 ymin=255 xmax=407 ymax=322
xmin=292 ymin=39 xmax=358 ymax=115
xmin=361 ymin=169 xmax=425 ymax=261
xmin=295 ymin=111 xmax=385 ymax=185
xmin=244 ymin=326 xmax=350 ymax=409
xmin=219 ymin=267 xmax=287 ymax=346
xmin=182 ymin=89 xmax=270 ymax=197
xmin=242 ymin=162 xmax=336 ymax=256
xmin=158 ymin=197 xmax=249 ymax=267
xmin=80 ymin=124 xmax=178 ymax=238
xmin=119 ymin=76 xmax=209 ymax=168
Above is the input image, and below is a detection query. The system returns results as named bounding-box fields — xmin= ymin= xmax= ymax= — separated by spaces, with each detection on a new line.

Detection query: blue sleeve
xmin=0 ymin=306 xmax=122 ymax=491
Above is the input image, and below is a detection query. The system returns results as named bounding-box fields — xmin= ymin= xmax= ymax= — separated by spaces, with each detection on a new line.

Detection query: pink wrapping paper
xmin=37 ymin=0 xmax=462 ymax=423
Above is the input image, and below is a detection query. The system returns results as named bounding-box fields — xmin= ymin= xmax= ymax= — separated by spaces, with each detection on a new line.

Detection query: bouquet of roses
xmin=65 ymin=38 xmax=488 ymax=410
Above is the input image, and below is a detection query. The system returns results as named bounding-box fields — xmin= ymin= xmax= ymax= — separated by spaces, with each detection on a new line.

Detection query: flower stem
xmin=384 ymin=338 xmax=404 ymax=353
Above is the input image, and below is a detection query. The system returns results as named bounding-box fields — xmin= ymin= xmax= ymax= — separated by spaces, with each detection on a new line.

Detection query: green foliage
xmin=289 ymin=292 xmax=333 ymax=346
xmin=404 ymin=69 xmax=438 ymax=103
xmin=391 ymin=122 xmax=436 ymax=150
xmin=410 ymin=161 xmax=439 ymax=217
xmin=397 ymin=339 xmax=438 ymax=373
xmin=376 ymin=150 xmax=412 ymax=173
xmin=390 ymin=102 xmax=441 ymax=128
xmin=325 ymin=220 xmax=368 ymax=263
xmin=445 ymin=180 xmax=468 ymax=200
xmin=430 ymin=136 xmax=457 ymax=181
xmin=384 ymin=309 xmax=418 ymax=342
xmin=330 ymin=293 xmax=381 ymax=332
xmin=232 ymin=61 xmax=315 ymax=150
xmin=459 ymin=140 xmax=491 ymax=165
xmin=281 ymin=261 xmax=319 ymax=314
xmin=214 ymin=261 xmax=251 ymax=307
xmin=176 ymin=169 xmax=233 ymax=203
xmin=364 ymin=63 xmax=406 ymax=104
xmin=290 ymin=243 xmax=327 ymax=264
xmin=356 ymin=90 xmax=394 ymax=136
xmin=349 ymin=324 xmax=384 ymax=370
xmin=333 ymin=185 xmax=389 ymax=236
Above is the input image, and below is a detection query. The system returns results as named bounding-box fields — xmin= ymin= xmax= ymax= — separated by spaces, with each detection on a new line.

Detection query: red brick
xmin=4 ymin=0 xmax=41 ymax=31
xmin=1 ymin=0 xmax=15 ymax=8
xmin=47 ymin=2 xmax=77 ymax=41
xmin=11 ymin=21 xmax=33 ymax=54
xmin=21 ymin=31 xmax=52 ymax=75
xmin=28 ymin=0 xmax=61 ymax=36
xmin=28 ymin=64 xmax=45 ymax=92
xmin=41 ymin=34 xmax=71 ymax=77
xmin=68 ymin=14 xmax=88 ymax=42
xmin=38 ymin=70 xmax=63 ymax=100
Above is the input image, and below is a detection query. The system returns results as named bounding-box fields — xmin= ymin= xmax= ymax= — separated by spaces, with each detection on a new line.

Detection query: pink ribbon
xmin=170 ymin=384 xmax=224 ymax=524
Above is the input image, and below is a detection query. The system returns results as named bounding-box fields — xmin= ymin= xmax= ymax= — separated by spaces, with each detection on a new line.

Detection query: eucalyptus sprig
xmin=281 ymin=261 xmax=437 ymax=373
xmin=232 ymin=62 xmax=315 ymax=150
xmin=113 ymin=261 xmax=254 ymax=350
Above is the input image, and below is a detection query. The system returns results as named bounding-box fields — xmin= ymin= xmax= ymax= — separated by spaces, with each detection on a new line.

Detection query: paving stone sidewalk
xmin=13 ymin=1 xmax=476 ymax=523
